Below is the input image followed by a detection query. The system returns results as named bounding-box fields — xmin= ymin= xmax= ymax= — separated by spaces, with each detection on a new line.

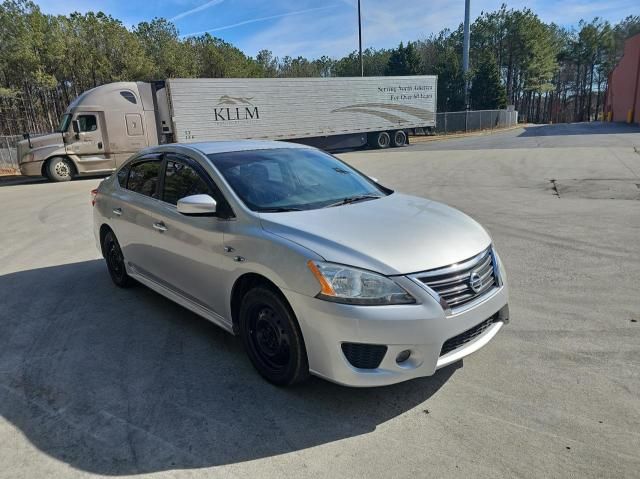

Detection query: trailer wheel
xmin=391 ymin=130 xmax=407 ymax=147
xmin=369 ymin=131 xmax=391 ymax=149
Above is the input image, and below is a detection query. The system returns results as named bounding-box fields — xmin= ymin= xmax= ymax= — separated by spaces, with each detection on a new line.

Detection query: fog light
xmin=396 ymin=349 xmax=411 ymax=364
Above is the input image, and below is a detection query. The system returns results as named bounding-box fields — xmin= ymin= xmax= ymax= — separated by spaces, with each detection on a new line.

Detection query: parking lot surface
xmin=1 ymin=122 xmax=639 ymax=478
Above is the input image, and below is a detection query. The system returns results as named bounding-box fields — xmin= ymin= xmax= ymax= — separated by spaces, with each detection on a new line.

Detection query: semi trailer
xmin=17 ymin=76 xmax=437 ymax=181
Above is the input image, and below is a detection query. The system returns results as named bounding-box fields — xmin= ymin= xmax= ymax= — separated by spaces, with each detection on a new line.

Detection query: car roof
xmin=186 ymin=140 xmax=313 ymax=155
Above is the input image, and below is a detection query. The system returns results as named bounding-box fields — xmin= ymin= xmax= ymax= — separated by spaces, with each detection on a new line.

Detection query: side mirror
xmin=22 ymin=132 xmax=33 ymax=148
xmin=72 ymin=120 xmax=80 ymax=133
xmin=177 ymin=194 xmax=217 ymax=216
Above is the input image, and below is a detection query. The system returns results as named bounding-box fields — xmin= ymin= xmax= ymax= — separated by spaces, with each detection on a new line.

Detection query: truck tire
xmin=46 ymin=157 xmax=74 ymax=182
xmin=368 ymin=131 xmax=391 ymax=149
xmin=391 ymin=130 xmax=407 ymax=147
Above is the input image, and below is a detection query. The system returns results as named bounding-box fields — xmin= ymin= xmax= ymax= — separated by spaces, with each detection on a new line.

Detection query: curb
xmin=410 ymin=124 xmax=525 ymax=143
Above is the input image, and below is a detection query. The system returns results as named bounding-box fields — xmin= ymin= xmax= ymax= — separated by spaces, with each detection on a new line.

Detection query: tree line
xmin=1 ymin=0 xmax=639 ymax=135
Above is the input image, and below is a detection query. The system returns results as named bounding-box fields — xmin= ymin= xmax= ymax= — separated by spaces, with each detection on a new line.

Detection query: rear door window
xmin=127 ymin=160 xmax=161 ymax=199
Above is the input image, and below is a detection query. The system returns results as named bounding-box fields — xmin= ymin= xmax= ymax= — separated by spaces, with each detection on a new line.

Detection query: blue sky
xmin=36 ymin=0 xmax=639 ymax=58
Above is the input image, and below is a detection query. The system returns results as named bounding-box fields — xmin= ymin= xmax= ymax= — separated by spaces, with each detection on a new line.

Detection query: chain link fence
xmin=411 ymin=109 xmax=519 ymax=136
xmin=0 ymin=135 xmax=22 ymax=175
xmin=428 ymin=109 xmax=519 ymax=136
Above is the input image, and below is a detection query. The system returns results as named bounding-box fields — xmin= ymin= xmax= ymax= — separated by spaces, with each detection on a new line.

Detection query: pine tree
xmin=385 ymin=42 xmax=422 ymax=76
xmin=470 ymin=53 xmax=507 ymax=109
xmin=385 ymin=42 xmax=408 ymax=76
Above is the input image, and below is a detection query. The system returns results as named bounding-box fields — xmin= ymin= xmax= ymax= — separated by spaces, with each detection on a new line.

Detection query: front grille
xmin=440 ymin=315 xmax=495 ymax=356
xmin=416 ymin=248 xmax=497 ymax=310
xmin=341 ymin=343 xmax=387 ymax=369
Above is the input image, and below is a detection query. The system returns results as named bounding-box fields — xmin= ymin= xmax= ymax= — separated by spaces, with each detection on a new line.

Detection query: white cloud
xmin=240 ymin=11 xmax=356 ymax=58
xmin=239 ymin=0 xmax=637 ymax=59
xmin=34 ymin=0 xmax=640 ymax=59
xmin=170 ymin=0 xmax=224 ymax=22
xmin=240 ymin=0 xmax=466 ymax=58
xmin=181 ymin=5 xmax=337 ymax=37
xmin=533 ymin=0 xmax=638 ymax=25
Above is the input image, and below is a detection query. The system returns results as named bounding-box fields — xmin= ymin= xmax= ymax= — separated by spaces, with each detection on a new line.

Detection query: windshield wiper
xmin=259 ymin=207 xmax=303 ymax=212
xmin=324 ymin=194 xmax=383 ymax=208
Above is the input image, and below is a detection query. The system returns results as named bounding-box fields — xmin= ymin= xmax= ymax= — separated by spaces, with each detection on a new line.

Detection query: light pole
xmin=358 ymin=0 xmax=363 ymax=76
xmin=462 ymin=0 xmax=471 ymax=108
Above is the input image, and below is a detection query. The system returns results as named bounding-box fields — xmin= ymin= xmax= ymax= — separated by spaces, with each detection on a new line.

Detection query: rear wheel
xmin=102 ymin=230 xmax=134 ymax=288
xmin=46 ymin=157 xmax=74 ymax=182
xmin=239 ymin=287 xmax=309 ymax=386
xmin=368 ymin=131 xmax=391 ymax=149
xmin=391 ymin=130 xmax=407 ymax=147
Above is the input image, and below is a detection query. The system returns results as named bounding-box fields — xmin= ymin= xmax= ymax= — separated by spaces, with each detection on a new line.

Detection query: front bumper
xmin=283 ymin=279 xmax=509 ymax=387
xmin=19 ymin=159 xmax=44 ymax=177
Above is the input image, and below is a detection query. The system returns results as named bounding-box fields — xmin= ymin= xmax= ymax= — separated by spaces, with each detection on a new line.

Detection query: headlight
xmin=307 ymin=260 xmax=416 ymax=305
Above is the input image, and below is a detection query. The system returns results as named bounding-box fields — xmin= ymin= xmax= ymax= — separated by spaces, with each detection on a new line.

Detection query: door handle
xmin=153 ymin=222 xmax=167 ymax=232
xmin=98 ymin=141 xmax=103 ymax=149
xmin=112 ymin=208 xmax=122 ymax=216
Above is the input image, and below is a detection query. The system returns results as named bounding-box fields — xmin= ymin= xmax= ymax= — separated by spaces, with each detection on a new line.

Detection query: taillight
xmin=91 ymin=188 xmax=98 ymax=206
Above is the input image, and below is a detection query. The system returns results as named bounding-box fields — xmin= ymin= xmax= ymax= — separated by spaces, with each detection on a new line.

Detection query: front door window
xmin=77 ymin=114 xmax=98 ymax=132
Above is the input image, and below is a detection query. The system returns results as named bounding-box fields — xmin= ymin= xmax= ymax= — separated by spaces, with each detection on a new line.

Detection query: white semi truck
xmin=17 ymin=76 xmax=437 ymax=181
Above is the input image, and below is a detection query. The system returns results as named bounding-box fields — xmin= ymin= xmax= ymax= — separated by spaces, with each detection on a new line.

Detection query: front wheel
xmin=239 ymin=287 xmax=309 ymax=386
xmin=46 ymin=157 xmax=74 ymax=182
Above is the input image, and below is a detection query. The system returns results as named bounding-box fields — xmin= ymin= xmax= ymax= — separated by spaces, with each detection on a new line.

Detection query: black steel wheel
xmin=239 ymin=287 xmax=309 ymax=386
xmin=103 ymin=230 xmax=134 ymax=288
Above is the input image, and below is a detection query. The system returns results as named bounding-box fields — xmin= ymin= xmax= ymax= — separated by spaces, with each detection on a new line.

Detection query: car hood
xmin=259 ymin=193 xmax=492 ymax=275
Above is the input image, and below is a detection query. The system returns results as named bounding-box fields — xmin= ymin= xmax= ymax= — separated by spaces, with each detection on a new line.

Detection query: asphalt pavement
xmin=0 ymin=122 xmax=639 ymax=478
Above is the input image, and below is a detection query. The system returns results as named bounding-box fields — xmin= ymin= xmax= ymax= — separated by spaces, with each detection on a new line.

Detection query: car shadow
xmin=0 ymin=260 xmax=458 ymax=475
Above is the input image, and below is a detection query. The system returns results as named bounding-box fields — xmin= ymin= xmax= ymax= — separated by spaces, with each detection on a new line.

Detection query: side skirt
xmin=128 ymin=267 xmax=235 ymax=335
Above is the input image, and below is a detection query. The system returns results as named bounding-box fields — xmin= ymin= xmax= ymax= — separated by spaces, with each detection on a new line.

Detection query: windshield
xmin=56 ymin=113 xmax=72 ymax=133
xmin=207 ymin=148 xmax=390 ymax=212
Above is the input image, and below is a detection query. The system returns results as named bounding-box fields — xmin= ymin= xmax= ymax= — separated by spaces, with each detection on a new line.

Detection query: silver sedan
xmin=92 ymin=141 xmax=509 ymax=387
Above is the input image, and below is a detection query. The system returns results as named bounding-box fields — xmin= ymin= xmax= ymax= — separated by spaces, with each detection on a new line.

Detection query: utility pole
xmin=462 ymin=0 xmax=471 ymax=109
xmin=358 ymin=0 xmax=364 ymax=76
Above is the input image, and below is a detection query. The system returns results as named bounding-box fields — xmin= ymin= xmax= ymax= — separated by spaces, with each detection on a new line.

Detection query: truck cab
xmin=17 ymin=81 xmax=164 ymax=182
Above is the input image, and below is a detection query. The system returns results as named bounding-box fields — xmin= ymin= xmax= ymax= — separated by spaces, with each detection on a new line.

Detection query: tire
xmin=391 ymin=130 xmax=407 ymax=147
xmin=46 ymin=157 xmax=74 ymax=182
xmin=239 ymin=286 xmax=309 ymax=386
xmin=102 ymin=230 xmax=134 ymax=288
xmin=368 ymin=131 xmax=391 ymax=149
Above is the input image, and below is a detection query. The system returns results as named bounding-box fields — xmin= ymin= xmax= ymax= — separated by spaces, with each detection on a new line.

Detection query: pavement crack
xmin=548 ymin=178 xmax=561 ymax=198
